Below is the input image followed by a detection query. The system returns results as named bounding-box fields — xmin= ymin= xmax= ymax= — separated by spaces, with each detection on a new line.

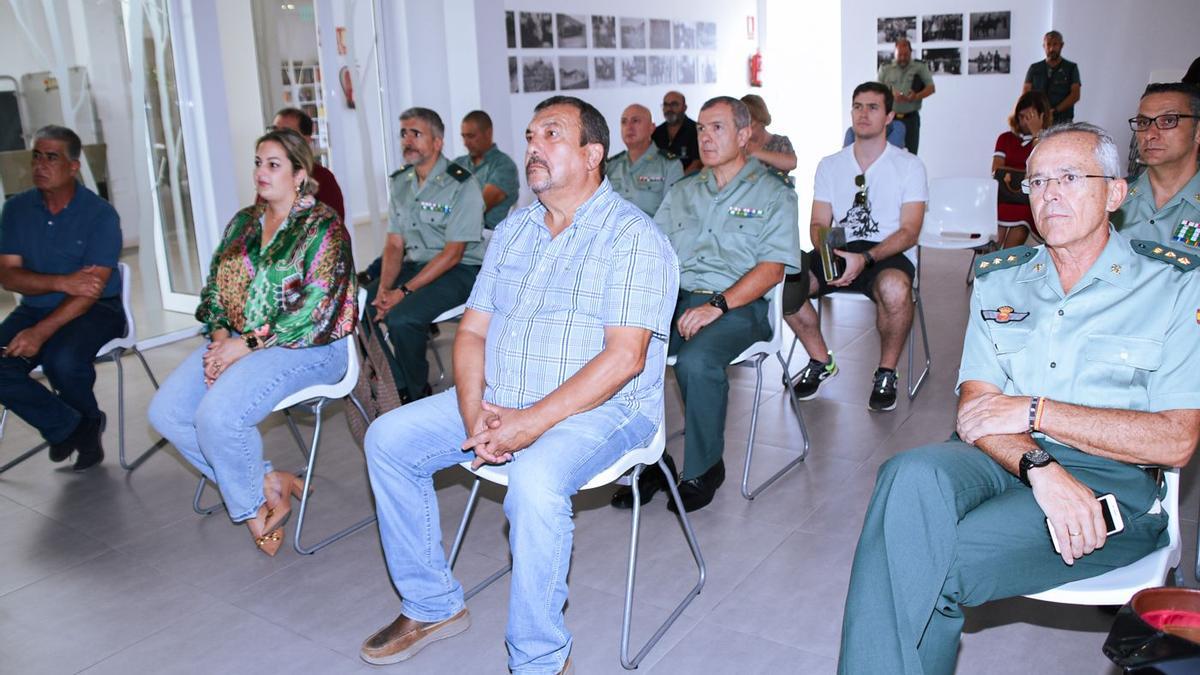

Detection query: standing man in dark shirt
xmin=652 ymin=91 xmax=702 ymax=174
xmin=1023 ymin=31 xmax=1081 ymax=125
xmin=272 ymin=107 xmax=346 ymax=221
xmin=0 ymin=125 xmax=125 ymax=471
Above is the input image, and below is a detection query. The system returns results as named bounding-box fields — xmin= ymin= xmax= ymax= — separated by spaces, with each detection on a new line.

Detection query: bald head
xmin=662 ymin=91 xmax=687 ymax=125
xmin=621 ymin=104 xmax=655 ymax=155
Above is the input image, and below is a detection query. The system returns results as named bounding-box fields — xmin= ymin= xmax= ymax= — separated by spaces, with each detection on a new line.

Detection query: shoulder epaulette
xmin=975 ymin=245 xmax=1037 ymax=277
xmin=390 ymin=164 xmax=414 ymax=179
xmin=766 ymin=166 xmax=794 ymax=188
xmin=609 ymin=150 xmax=627 ymax=162
xmin=658 ymin=148 xmax=678 ymax=161
xmin=446 ymin=162 xmax=472 ymax=183
xmin=1132 ymin=240 xmax=1200 ymax=271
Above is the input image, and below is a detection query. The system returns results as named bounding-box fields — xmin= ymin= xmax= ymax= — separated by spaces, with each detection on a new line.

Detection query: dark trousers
xmin=365 ymin=261 xmax=479 ymax=397
xmin=668 ymin=291 xmax=769 ymax=479
xmin=0 ymin=298 xmax=125 ymax=444
xmin=898 ymin=110 xmax=921 ymax=154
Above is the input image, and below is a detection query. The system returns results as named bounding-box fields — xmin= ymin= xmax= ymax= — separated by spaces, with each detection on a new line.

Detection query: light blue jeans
xmin=148 ymin=339 xmax=348 ymax=522
xmin=364 ymin=388 xmax=656 ymax=673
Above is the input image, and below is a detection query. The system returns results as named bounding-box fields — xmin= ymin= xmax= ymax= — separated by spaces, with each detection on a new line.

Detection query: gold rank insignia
xmin=1034 ymin=263 xmax=1044 ymax=272
xmin=1128 ymin=186 xmax=1139 ymax=197
xmin=975 ymin=245 xmax=1036 ymax=277
xmin=1111 ymin=264 xmax=1121 ymax=275
xmin=1133 ymin=240 xmax=1200 ymax=271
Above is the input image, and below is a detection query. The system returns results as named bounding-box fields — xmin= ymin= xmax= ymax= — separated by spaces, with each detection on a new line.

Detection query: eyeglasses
xmin=1020 ymin=173 xmax=1115 ymax=194
xmin=854 ymin=173 xmax=867 ymax=206
xmin=1128 ymin=114 xmax=1200 ymax=132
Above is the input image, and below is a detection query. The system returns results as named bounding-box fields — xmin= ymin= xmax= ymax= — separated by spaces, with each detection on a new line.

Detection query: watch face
xmin=1023 ymin=449 xmax=1052 ymax=466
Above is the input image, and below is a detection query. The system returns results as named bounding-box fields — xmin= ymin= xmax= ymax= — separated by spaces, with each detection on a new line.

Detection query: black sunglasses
xmin=854 ymin=174 xmax=867 ymax=207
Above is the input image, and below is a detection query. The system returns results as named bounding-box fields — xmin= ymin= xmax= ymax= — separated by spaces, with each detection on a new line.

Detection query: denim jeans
xmin=364 ymin=388 xmax=657 ymax=673
xmin=148 ymin=339 xmax=347 ymax=522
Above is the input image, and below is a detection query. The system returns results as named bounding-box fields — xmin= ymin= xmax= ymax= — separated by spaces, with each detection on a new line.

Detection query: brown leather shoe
xmin=560 ymin=655 xmax=573 ymax=674
xmin=360 ymin=608 xmax=471 ymax=665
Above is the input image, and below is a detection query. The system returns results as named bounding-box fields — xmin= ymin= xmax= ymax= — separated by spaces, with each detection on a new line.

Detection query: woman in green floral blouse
xmin=149 ymin=128 xmax=357 ymax=556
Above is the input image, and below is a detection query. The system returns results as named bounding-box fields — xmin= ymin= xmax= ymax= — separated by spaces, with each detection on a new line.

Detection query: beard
xmin=526 ymin=158 xmax=553 ymax=194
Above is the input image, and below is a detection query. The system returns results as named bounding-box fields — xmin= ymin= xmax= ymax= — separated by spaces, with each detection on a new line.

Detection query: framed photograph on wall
xmin=559 ymin=56 xmax=589 ymax=90
xmin=520 ymin=12 xmax=554 ymax=48
xmin=877 ymin=16 xmax=916 ymax=43
xmin=921 ymin=14 xmax=962 ymax=42
xmin=620 ymin=18 xmax=646 ymax=49
xmin=556 ymin=14 xmax=587 ymax=48
xmin=672 ymin=21 xmax=696 ymax=49
xmin=969 ymin=12 xmax=1011 ymax=40
xmin=923 ymin=48 xmax=962 ymax=75
xmin=877 ymin=49 xmax=895 ymax=69
xmin=592 ymin=16 xmax=616 ymax=48
xmin=649 ymin=20 xmax=671 ymax=49
xmin=594 ymin=56 xmax=617 ymax=87
xmin=508 ymin=56 xmax=518 ymax=93
xmin=621 ymin=55 xmax=647 ymax=86
xmin=676 ymin=54 xmax=697 ymax=84
xmin=649 ymin=55 xmax=674 ymax=85
xmin=968 ymin=46 xmax=1011 ymax=74
xmin=698 ymin=22 xmax=717 ymax=50
xmin=702 ymin=56 xmax=717 ymax=83
xmin=505 ymin=11 xmax=516 ymax=49
xmin=522 ymin=56 xmax=556 ymax=91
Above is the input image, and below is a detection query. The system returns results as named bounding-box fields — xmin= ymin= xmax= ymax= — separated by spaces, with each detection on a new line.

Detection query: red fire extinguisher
xmin=749 ymin=49 xmax=763 ymax=87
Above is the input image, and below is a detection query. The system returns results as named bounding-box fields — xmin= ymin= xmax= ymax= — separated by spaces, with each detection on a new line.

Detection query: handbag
xmin=994 ymin=167 xmax=1030 ymax=206
xmin=345 ymin=307 xmax=404 ymax=447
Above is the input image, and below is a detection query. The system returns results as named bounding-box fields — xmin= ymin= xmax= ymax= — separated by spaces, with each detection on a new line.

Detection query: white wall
xmin=215 ymin=0 xmax=266 ymax=208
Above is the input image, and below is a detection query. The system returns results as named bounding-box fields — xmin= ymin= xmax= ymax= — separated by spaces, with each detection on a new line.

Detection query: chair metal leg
xmin=741 ymin=354 xmax=809 ymax=500
xmin=907 ymin=289 xmax=931 ymax=400
xmin=621 ymin=458 xmax=706 ymax=669
xmin=192 ymin=475 xmax=226 ymax=515
xmin=430 ymin=338 xmax=447 ymax=384
xmin=0 ymin=440 xmax=47 ymax=474
xmin=291 ymin=398 xmax=376 ymax=555
xmin=113 ymin=348 xmax=168 ymax=471
xmin=0 ymin=407 xmax=8 ymax=441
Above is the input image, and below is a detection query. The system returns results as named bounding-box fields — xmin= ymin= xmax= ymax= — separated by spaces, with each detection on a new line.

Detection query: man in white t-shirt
xmin=782 ymin=81 xmax=928 ymax=412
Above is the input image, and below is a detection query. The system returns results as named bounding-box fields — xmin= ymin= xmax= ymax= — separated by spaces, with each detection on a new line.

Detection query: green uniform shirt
xmin=388 ymin=155 xmax=486 ymax=266
xmin=877 ymin=60 xmax=934 ymax=115
xmin=1112 ymin=170 xmax=1200 ymax=249
xmin=655 ymin=157 xmax=801 ymax=292
xmin=452 ymin=144 xmax=519 ymax=229
xmin=606 ymin=147 xmax=685 ymax=217
xmin=958 ymin=231 xmax=1200 ymax=424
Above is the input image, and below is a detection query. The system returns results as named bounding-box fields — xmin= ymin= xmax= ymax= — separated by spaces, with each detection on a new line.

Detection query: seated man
xmin=1112 ymin=82 xmax=1200 ymax=245
xmin=369 ymin=107 xmax=486 ymax=402
xmin=839 ymin=122 xmax=1200 ymax=674
xmin=606 ymin=103 xmax=684 ymax=217
xmin=359 ymin=96 xmax=678 ymax=672
xmin=453 ymin=110 xmax=519 ymax=230
xmin=613 ymin=96 xmax=799 ymax=513
xmin=784 ymin=81 xmax=927 ymax=413
xmin=272 ymin=107 xmax=346 ymax=221
xmin=0 ymin=125 xmax=124 ymax=471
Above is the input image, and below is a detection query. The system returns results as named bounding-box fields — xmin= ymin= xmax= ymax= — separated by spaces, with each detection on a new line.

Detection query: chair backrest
xmin=730 ymin=280 xmax=785 ymax=366
xmin=919 ymin=177 xmax=999 ymax=249
xmin=95 ymin=261 xmax=136 ymax=356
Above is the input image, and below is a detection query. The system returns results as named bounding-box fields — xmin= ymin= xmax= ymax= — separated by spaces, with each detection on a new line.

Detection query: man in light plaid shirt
xmin=359 ymin=96 xmax=679 ymax=674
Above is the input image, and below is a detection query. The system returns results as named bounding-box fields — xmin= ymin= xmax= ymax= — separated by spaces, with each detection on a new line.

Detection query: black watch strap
xmin=708 ymin=293 xmax=729 ymax=314
xmin=399 ymin=284 xmax=413 ymax=296
xmin=862 ymin=251 xmax=876 ymax=268
xmin=1018 ymin=449 xmax=1057 ymax=487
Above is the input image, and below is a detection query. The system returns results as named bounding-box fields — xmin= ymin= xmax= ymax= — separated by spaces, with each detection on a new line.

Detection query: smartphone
xmin=1047 ymin=493 xmax=1124 ymax=553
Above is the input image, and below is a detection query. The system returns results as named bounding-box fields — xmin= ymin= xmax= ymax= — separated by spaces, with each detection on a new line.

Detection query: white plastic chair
xmin=918 ymin=177 xmax=1000 ymax=285
xmin=446 ymin=422 xmax=705 ymax=670
xmin=667 ymin=282 xmax=811 ymax=500
xmin=0 ymin=262 xmax=164 ymax=473
xmin=193 ymin=288 xmax=374 ymax=555
xmin=1025 ymin=469 xmax=1181 ymax=606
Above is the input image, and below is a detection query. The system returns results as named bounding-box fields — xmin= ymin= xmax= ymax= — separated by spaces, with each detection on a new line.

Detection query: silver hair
xmin=700 ymin=96 xmax=752 ymax=131
xmin=1036 ymin=121 xmax=1121 ymax=177
xmin=399 ymin=107 xmax=445 ymax=139
xmin=33 ymin=125 xmax=82 ymax=160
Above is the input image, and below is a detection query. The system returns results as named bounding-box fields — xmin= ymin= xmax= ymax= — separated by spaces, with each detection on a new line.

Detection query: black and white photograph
xmin=673 ymin=21 xmax=696 ymax=49
xmin=593 ymin=56 xmax=617 ymax=87
xmin=649 ymin=55 xmax=673 ymax=85
xmin=620 ymin=55 xmax=646 ymax=86
xmin=520 ymin=11 xmax=554 ymax=48
xmin=556 ymin=14 xmax=587 ymax=48
xmin=620 ymin=18 xmax=646 ymax=49
xmin=969 ymin=11 xmax=1011 ymax=40
xmin=649 ymin=19 xmax=671 ymax=49
xmin=676 ymin=54 xmax=696 ymax=84
xmin=702 ymin=56 xmax=717 ymax=83
xmin=522 ymin=56 xmax=556 ymax=92
xmin=922 ymin=47 xmax=962 ymax=75
xmin=698 ymin=22 xmax=717 ymax=50
xmin=877 ymin=49 xmax=895 ymax=70
xmin=968 ymin=46 xmax=1011 ymax=74
xmin=592 ymin=15 xmax=616 ymax=48
xmin=921 ymin=13 xmax=962 ymax=42
xmin=559 ymin=56 xmax=589 ymax=90
xmin=508 ymin=56 xmax=518 ymax=93
xmin=876 ymin=16 xmax=916 ymax=43
xmin=505 ymin=11 xmax=516 ymax=49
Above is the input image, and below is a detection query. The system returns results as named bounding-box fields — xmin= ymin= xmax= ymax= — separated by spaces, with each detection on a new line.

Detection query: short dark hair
xmin=1045 ymin=30 xmax=1063 ymax=41
xmin=533 ymin=95 xmax=610 ymax=174
xmin=701 ymin=96 xmax=752 ymax=130
xmin=463 ymin=110 xmax=493 ymax=133
xmin=1009 ymin=91 xmax=1053 ymax=135
xmin=1141 ymin=82 xmax=1200 ymax=118
xmin=855 ymin=81 xmax=894 ymax=114
xmin=33 ymin=125 xmax=82 ymax=161
xmin=400 ymin=107 xmax=445 ymax=139
xmin=274 ymin=107 xmax=314 ymax=137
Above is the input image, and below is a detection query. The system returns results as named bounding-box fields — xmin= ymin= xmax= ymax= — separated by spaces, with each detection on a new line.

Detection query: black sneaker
xmin=790 ymin=357 xmax=838 ymax=400
xmin=71 ymin=416 xmax=105 ymax=471
xmin=868 ymin=369 xmax=899 ymax=412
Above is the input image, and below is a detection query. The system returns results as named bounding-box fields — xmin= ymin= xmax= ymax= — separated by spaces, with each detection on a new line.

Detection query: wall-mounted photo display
xmin=620 ymin=18 xmax=646 ymax=49
xmin=676 ymin=54 xmax=697 ymax=84
xmin=921 ymin=14 xmax=962 ymax=42
xmin=697 ymin=22 xmax=717 ymax=50
xmin=506 ymin=11 xmax=517 ymax=49
xmin=508 ymin=56 xmax=519 ymax=93
xmin=649 ymin=55 xmax=674 ymax=85
xmin=621 ymin=55 xmax=647 ymax=86
xmin=702 ymin=56 xmax=717 ymax=83
xmin=877 ymin=49 xmax=895 ymax=69
xmin=522 ymin=56 xmax=556 ymax=91
xmin=649 ymin=19 xmax=671 ymax=49
xmin=969 ymin=12 xmax=1011 ymax=40
xmin=968 ymin=46 xmax=1011 ymax=74
xmin=877 ymin=16 xmax=916 ymax=44
xmin=556 ymin=14 xmax=587 ymax=48
xmin=592 ymin=16 xmax=616 ymax=48
xmin=559 ymin=56 xmax=589 ymax=89
xmin=520 ymin=12 xmax=554 ymax=48
xmin=923 ymin=48 xmax=962 ymax=75
xmin=672 ymin=21 xmax=696 ymax=49
xmin=593 ymin=56 xmax=617 ymax=88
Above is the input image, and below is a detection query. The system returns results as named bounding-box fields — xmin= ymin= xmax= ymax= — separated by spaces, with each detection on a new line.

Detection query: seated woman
xmin=992 ymin=91 xmax=1052 ymax=248
xmin=149 ymin=128 xmax=357 ymax=556
xmin=741 ymin=94 xmax=798 ymax=173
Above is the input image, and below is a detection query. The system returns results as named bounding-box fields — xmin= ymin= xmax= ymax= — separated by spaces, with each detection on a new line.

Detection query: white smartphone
xmin=1047 ymin=493 xmax=1124 ymax=554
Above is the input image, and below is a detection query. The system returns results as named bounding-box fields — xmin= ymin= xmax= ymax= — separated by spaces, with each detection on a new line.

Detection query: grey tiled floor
xmin=0 ymin=248 xmax=1195 ymax=674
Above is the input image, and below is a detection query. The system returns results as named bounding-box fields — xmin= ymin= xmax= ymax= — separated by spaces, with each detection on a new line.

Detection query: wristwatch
xmin=398 ymin=284 xmax=413 ymax=296
xmin=1018 ymin=448 xmax=1058 ymax=487
xmin=708 ymin=293 xmax=729 ymax=314
xmin=243 ymin=334 xmax=260 ymax=351
xmin=862 ymin=251 xmax=876 ymax=268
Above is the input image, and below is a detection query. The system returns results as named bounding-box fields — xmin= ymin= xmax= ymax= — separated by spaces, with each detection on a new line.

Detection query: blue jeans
xmin=148 ymin=339 xmax=348 ymax=522
xmin=364 ymin=388 xmax=656 ymax=673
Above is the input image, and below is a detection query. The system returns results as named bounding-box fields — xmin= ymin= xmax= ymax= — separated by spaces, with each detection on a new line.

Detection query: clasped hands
xmin=462 ymin=401 xmax=544 ymax=469
xmin=202 ymin=335 xmax=251 ymax=387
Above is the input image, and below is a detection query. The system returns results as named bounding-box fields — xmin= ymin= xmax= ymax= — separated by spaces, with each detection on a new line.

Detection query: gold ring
xmin=1068 ymin=530 xmax=1081 ymax=536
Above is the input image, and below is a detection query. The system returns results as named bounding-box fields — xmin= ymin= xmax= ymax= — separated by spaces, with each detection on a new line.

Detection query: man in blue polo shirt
xmin=0 ymin=125 xmax=124 ymax=471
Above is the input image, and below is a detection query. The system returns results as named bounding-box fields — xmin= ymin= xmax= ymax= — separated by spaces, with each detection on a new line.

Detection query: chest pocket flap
xmin=991 ymin=327 xmax=1031 ymax=355
xmin=1085 ymin=334 xmax=1163 ymax=371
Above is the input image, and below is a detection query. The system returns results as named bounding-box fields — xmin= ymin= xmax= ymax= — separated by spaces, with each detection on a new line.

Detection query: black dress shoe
xmin=49 ymin=412 xmax=105 ymax=463
xmin=667 ymin=460 xmax=725 ymax=513
xmin=610 ymin=455 xmax=678 ymax=509
xmin=71 ymin=416 xmax=105 ymax=471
